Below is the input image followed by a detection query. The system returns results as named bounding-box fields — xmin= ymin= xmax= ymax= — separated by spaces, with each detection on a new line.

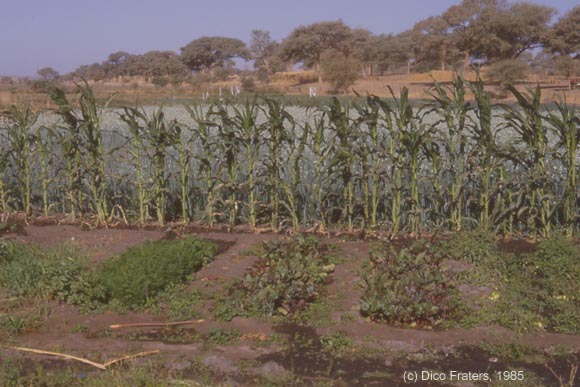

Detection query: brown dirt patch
xmin=3 ymin=224 xmax=166 ymax=262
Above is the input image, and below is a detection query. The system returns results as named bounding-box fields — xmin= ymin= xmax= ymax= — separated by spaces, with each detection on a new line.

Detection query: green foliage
xmin=439 ymin=230 xmax=497 ymax=263
xmin=205 ymin=327 xmax=241 ymax=345
xmin=320 ymin=332 xmax=353 ymax=353
xmin=526 ymin=236 xmax=580 ymax=333
xmin=2 ymin=79 xmax=580 ymax=237
xmin=98 ymin=237 xmax=216 ymax=309
xmin=237 ymin=235 xmax=334 ymax=317
xmin=454 ymin=233 xmax=580 ymax=334
xmin=152 ymin=283 xmax=203 ymax=321
xmin=360 ymin=241 xmax=465 ymax=327
xmin=0 ymin=240 xmax=103 ymax=311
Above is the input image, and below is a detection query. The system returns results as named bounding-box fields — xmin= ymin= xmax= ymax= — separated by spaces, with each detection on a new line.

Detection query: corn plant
xmin=0 ymin=148 xmax=9 ymax=214
xmin=504 ymin=85 xmax=553 ymax=238
xmin=169 ymin=123 xmax=191 ymax=223
xmin=230 ymin=97 xmax=261 ymax=229
xmin=211 ymin=100 xmax=243 ymax=230
xmin=35 ymin=126 xmax=55 ymax=218
xmin=307 ymin=112 xmax=333 ymax=230
xmin=385 ymin=87 xmax=411 ymax=235
xmin=3 ymin=104 xmax=37 ymax=218
xmin=354 ymin=96 xmax=384 ymax=229
xmin=325 ymin=98 xmax=358 ymax=231
xmin=428 ymin=75 xmax=471 ymax=231
xmin=185 ymin=104 xmax=217 ymax=227
xmin=49 ymin=82 xmax=114 ymax=224
xmin=142 ymin=106 xmax=174 ymax=226
xmin=49 ymin=87 xmax=83 ymax=219
xmin=119 ymin=107 xmax=148 ymax=226
xmin=400 ymin=110 xmax=431 ymax=234
xmin=468 ymin=76 xmax=501 ymax=231
xmin=262 ymin=97 xmax=292 ymax=231
xmin=421 ymin=136 xmax=443 ymax=228
xmin=545 ymin=96 xmax=579 ymax=238
xmin=281 ymin=119 xmax=307 ymax=232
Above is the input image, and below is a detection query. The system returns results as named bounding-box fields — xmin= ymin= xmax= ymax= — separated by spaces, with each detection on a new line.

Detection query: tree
xmin=280 ymin=20 xmax=353 ymax=83
xmin=468 ymin=2 xmax=555 ymax=61
xmin=441 ymin=0 xmax=498 ymax=69
xmin=107 ymin=51 xmax=131 ymax=66
xmin=180 ymin=36 xmax=249 ymax=73
xmin=545 ymin=5 xmax=580 ymax=56
xmin=373 ymin=33 xmax=415 ymax=74
xmin=37 ymin=67 xmax=60 ymax=81
xmin=348 ymin=28 xmax=375 ymax=77
xmin=320 ymin=49 xmax=359 ymax=93
xmin=249 ymin=30 xmax=284 ymax=80
xmin=411 ymin=16 xmax=460 ymax=71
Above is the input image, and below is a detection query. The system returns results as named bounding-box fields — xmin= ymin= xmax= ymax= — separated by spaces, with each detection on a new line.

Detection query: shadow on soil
xmin=253 ymin=324 xmax=562 ymax=386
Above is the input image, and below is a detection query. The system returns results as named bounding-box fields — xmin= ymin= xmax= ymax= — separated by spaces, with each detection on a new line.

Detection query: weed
xmin=152 ymin=283 xmax=203 ymax=321
xmin=205 ymin=328 xmax=241 ymax=345
xmin=320 ymin=332 xmax=353 ymax=354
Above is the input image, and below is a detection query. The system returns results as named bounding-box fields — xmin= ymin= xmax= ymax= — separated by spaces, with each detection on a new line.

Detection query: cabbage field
xmin=0 ymin=77 xmax=578 ymax=237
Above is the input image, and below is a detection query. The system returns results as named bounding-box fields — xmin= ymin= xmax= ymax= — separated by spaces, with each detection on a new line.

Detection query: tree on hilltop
xmin=280 ymin=20 xmax=353 ymax=84
xmin=180 ymin=36 xmax=250 ymax=74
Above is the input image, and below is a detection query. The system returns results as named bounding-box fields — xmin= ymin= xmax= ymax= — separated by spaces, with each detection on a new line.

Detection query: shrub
xmin=151 ymin=76 xmax=169 ymax=87
xmin=97 ymin=237 xmax=217 ymax=309
xmin=486 ymin=59 xmax=529 ymax=88
xmin=241 ymin=76 xmax=256 ymax=92
xmin=360 ymin=241 xmax=464 ymax=327
xmin=237 ymin=235 xmax=334 ymax=317
xmin=320 ymin=49 xmax=360 ymax=93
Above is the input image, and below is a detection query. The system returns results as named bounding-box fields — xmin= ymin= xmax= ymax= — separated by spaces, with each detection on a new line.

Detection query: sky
xmin=0 ymin=0 xmax=577 ymax=77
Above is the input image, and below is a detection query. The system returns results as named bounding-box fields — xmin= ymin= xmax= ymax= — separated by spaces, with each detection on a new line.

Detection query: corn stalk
xmin=119 ymin=107 xmax=147 ymax=226
xmin=262 ymin=98 xmax=291 ymax=232
xmin=545 ymin=96 xmax=579 ymax=238
xmin=428 ymin=75 xmax=470 ymax=231
xmin=231 ymin=97 xmax=261 ymax=229
xmin=504 ymin=85 xmax=552 ymax=238
xmin=325 ymin=98 xmax=358 ymax=231
xmin=3 ymin=104 xmax=37 ymax=218
xmin=185 ymin=104 xmax=217 ymax=227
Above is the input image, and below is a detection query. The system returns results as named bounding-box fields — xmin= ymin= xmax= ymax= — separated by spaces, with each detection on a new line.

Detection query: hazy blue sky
xmin=1 ymin=0 xmax=577 ymax=76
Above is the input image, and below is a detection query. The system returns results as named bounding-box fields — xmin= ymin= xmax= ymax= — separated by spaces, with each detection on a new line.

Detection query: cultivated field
xmin=0 ymin=77 xmax=580 ymax=386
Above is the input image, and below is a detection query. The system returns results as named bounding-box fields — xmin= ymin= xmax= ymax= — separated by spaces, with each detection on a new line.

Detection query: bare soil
xmin=1 ymin=222 xmax=579 ymax=386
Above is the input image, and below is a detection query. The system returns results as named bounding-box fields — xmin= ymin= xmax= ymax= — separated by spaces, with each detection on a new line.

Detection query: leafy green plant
xmin=153 ymin=283 xmax=203 ymax=321
xmin=97 ymin=237 xmax=217 ymax=308
xmin=237 ymin=235 xmax=334 ymax=317
xmin=439 ymin=230 xmax=497 ymax=264
xmin=360 ymin=241 xmax=465 ymax=327
xmin=205 ymin=327 xmax=241 ymax=345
